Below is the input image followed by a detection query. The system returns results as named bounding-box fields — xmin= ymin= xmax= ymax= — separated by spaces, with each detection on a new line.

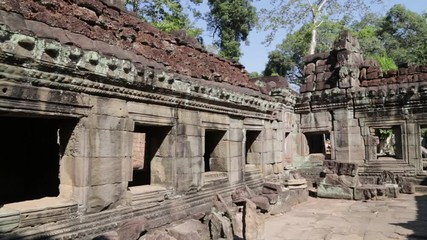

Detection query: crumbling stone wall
xmin=0 ymin=0 xmax=298 ymax=239
xmin=296 ymin=30 xmax=427 ymax=178
xmin=0 ymin=0 xmax=255 ymax=89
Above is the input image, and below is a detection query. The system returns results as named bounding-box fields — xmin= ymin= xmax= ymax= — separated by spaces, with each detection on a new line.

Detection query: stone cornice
xmin=0 ymin=29 xmax=298 ymax=120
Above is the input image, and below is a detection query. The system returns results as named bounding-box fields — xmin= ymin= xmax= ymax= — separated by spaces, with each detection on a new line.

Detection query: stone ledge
xmin=2 ymin=197 xmax=78 ymax=229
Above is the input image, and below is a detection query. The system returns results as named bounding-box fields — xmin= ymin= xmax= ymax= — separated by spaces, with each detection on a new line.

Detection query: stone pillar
xmin=60 ymin=97 xmax=133 ymax=213
xmin=175 ymin=109 xmax=202 ymax=193
xmin=229 ymin=118 xmax=244 ymax=183
xmin=332 ymin=109 xmax=365 ymax=164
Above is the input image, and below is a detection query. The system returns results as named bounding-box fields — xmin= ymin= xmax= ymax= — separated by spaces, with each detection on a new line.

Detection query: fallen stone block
xmin=317 ymin=183 xmax=353 ymax=200
xmin=322 ymin=174 xmax=361 ymax=188
xmin=209 ymin=211 xmax=233 ymax=240
xmin=117 ymin=216 xmax=148 ymax=240
xmin=323 ymin=161 xmax=358 ymax=176
xmin=167 ymin=219 xmax=210 ymax=240
xmin=141 ymin=230 xmax=177 ymax=240
xmin=93 ymin=231 xmax=119 ymax=240
xmin=385 ymin=184 xmax=399 ymax=198
xmin=354 ymin=185 xmax=386 ymax=201
xmin=262 ymin=182 xmax=285 ymax=194
xmin=263 ymin=193 xmax=278 ymax=205
xmin=249 ymin=196 xmax=270 ymax=212
xmin=243 ymin=199 xmax=264 ymax=240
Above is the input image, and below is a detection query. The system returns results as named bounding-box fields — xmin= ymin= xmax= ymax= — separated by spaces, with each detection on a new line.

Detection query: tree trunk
xmin=309 ymin=27 xmax=317 ymax=55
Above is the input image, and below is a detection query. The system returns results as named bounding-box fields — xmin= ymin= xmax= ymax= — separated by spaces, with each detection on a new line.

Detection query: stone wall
xmin=0 ymin=0 xmax=256 ymax=89
xmin=296 ymin=30 xmax=427 ymax=178
xmin=0 ymin=0 xmax=298 ymax=238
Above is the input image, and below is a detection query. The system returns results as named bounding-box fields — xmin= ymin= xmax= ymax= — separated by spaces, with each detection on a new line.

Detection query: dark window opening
xmin=204 ymin=130 xmax=226 ymax=172
xmin=129 ymin=125 xmax=171 ymax=187
xmin=305 ymin=132 xmax=331 ymax=159
xmin=245 ymin=130 xmax=261 ymax=164
xmin=0 ymin=116 xmax=76 ymax=205
xmin=421 ymin=125 xmax=427 ymax=170
xmin=373 ymin=126 xmax=402 ymax=160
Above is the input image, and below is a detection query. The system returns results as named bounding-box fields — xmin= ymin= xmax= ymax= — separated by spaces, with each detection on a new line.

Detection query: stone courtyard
xmin=265 ymin=193 xmax=427 ymax=240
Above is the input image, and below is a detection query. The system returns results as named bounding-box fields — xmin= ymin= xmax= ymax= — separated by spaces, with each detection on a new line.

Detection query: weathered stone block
xmin=87 ymin=183 xmax=126 ymax=213
xmin=262 ymin=182 xmax=285 ymax=194
xmin=0 ymin=208 xmax=19 ymax=233
xmin=263 ymin=194 xmax=278 ymax=205
xmin=249 ymin=196 xmax=270 ymax=212
xmin=354 ymin=185 xmax=386 ymax=201
xmin=168 ymin=219 xmax=210 ymax=240
xmin=176 ymin=124 xmax=201 ymax=136
xmin=228 ymin=128 xmax=243 ymax=142
xmin=93 ymin=231 xmax=119 ymax=240
xmin=246 ymin=152 xmax=261 ymax=164
xmin=243 ymin=199 xmax=264 ymax=240
xmin=322 ymin=174 xmax=361 ymax=188
xmin=117 ymin=216 xmax=148 ymax=240
xmin=90 ymin=157 xmax=125 ymax=185
xmin=317 ymin=183 xmax=353 ymax=200
xmin=143 ymin=230 xmax=177 ymax=240
xmin=229 ymin=141 xmax=242 ymax=158
xmin=91 ymin=97 xmax=128 ymax=117
xmin=209 ymin=211 xmax=233 ymax=240
xmin=385 ymin=184 xmax=399 ymax=198
xmin=323 ymin=160 xmax=358 ymax=176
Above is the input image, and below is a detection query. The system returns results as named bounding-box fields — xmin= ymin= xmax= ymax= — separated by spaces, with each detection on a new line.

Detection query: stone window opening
xmin=420 ymin=125 xmax=427 ymax=170
xmin=372 ymin=126 xmax=402 ymax=160
xmin=245 ymin=130 xmax=261 ymax=165
xmin=304 ymin=132 xmax=331 ymax=159
xmin=203 ymin=130 xmax=227 ymax=172
xmin=0 ymin=116 xmax=76 ymax=205
xmin=129 ymin=125 xmax=171 ymax=187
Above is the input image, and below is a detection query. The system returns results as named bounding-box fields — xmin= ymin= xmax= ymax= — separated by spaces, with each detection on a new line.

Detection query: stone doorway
xmin=0 ymin=116 xmax=76 ymax=205
xmin=129 ymin=125 xmax=172 ymax=187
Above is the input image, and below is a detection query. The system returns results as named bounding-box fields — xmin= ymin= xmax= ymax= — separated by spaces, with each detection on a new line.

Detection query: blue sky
xmin=194 ymin=0 xmax=427 ymax=74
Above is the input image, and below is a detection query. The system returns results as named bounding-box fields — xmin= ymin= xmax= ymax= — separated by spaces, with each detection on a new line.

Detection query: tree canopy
xmin=126 ymin=0 xmax=257 ymax=61
xmin=264 ymin=19 xmax=348 ymax=84
xmin=260 ymin=0 xmax=383 ymax=54
xmin=264 ymin=4 xmax=427 ymax=85
xmin=206 ymin=0 xmax=257 ymax=61
xmin=125 ymin=0 xmax=203 ymax=37
xmin=378 ymin=4 xmax=427 ymax=66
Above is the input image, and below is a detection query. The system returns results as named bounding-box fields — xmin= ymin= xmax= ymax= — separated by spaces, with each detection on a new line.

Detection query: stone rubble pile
xmin=94 ymin=177 xmax=308 ymax=240
xmin=317 ymin=160 xmax=415 ymax=201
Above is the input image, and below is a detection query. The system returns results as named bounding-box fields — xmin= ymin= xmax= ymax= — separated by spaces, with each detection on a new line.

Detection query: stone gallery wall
xmin=296 ymin=30 xmax=427 ymax=178
xmin=0 ymin=0 xmax=298 ymax=238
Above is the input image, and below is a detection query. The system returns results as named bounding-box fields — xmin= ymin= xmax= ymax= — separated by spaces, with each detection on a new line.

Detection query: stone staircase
xmin=414 ymin=175 xmax=427 ymax=193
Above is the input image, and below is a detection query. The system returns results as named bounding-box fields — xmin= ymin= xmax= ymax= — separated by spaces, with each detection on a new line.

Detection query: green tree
xmin=260 ymin=0 xmax=383 ymax=55
xmin=248 ymin=71 xmax=262 ymax=78
xmin=264 ymin=20 xmax=348 ymax=84
xmin=125 ymin=0 xmax=202 ymax=37
xmin=378 ymin=4 xmax=427 ymax=65
xmin=207 ymin=0 xmax=258 ymax=61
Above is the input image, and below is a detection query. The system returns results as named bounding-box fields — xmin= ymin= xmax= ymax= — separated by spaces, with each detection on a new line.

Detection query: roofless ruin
xmin=0 ymin=1 xmax=427 ymax=239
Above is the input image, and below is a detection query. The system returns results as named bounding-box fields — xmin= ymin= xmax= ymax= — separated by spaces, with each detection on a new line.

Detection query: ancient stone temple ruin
xmin=0 ymin=1 xmax=427 ymax=239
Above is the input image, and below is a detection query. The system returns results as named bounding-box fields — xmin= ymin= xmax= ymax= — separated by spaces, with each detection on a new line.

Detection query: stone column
xmin=60 ymin=97 xmax=133 ymax=213
xmin=332 ymin=109 xmax=365 ymax=164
